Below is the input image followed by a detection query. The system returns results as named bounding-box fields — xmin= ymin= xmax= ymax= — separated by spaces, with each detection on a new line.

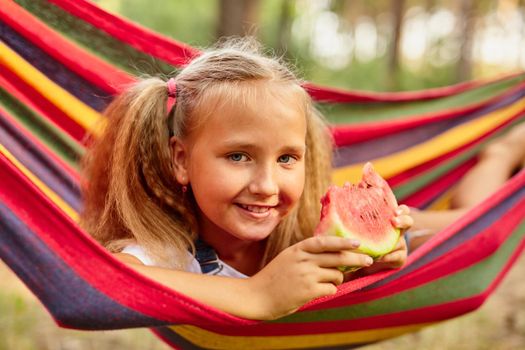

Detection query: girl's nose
xmin=248 ymin=165 xmax=278 ymax=197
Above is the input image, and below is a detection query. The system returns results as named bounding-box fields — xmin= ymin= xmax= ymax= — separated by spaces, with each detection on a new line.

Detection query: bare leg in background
xmin=408 ymin=123 xmax=525 ymax=251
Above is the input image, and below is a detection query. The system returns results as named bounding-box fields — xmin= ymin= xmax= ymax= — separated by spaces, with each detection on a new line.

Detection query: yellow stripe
xmin=427 ymin=188 xmax=453 ymax=210
xmin=168 ymin=323 xmax=431 ymax=350
xmin=332 ymin=97 xmax=525 ymax=185
xmin=0 ymin=42 xmax=104 ymax=135
xmin=0 ymin=145 xmax=78 ymax=221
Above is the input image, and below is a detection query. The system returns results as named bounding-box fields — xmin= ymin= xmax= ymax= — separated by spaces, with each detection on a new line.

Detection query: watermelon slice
xmin=315 ymin=162 xmax=400 ymax=263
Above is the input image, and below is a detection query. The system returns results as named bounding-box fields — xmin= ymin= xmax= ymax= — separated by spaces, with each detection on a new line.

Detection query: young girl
xmin=80 ymin=39 xmax=412 ymax=321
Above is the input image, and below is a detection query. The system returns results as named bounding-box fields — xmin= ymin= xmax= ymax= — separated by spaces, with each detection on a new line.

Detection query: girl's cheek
xmin=284 ymin=168 xmax=305 ymax=206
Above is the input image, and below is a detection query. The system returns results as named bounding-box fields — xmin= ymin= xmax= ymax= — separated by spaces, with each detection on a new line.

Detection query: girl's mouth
xmin=235 ymin=203 xmax=277 ymax=218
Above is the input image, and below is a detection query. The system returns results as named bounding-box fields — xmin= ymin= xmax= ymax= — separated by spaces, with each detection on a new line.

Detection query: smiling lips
xmin=236 ymin=203 xmax=277 ymax=218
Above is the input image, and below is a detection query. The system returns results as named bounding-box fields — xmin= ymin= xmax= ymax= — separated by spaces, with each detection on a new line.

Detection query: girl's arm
xmin=115 ymin=236 xmax=372 ymax=321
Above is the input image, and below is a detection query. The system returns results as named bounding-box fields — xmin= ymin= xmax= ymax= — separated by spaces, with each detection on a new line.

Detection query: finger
xmin=315 ymin=283 xmax=339 ymax=298
xmin=300 ymin=236 xmax=360 ymax=254
xmin=392 ymin=215 xmax=414 ymax=230
xmin=375 ymin=250 xmax=406 ymax=268
xmin=396 ymin=204 xmax=410 ymax=216
xmin=315 ymin=251 xmax=373 ymax=269
xmin=317 ymin=267 xmax=345 ymax=286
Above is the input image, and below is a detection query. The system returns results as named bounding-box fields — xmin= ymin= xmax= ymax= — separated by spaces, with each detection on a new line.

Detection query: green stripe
xmin=322 ymin=74 xmax=525 ymax=124
xmin=14 ymin=0 xmax=176 ymax=76
xmin=392 ymin=147 xmax=478 ymax=201
xmin=274 ymin=219 xmax=525 ymax=323
xmin=0 ymin=87 xmax=83 ymax=168
xmin=392 ymin=118 xmax=525 ymax=201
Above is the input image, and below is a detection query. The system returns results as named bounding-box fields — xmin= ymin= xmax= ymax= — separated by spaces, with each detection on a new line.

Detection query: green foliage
xmin=113 ymin=0 xmax=216 ymax=48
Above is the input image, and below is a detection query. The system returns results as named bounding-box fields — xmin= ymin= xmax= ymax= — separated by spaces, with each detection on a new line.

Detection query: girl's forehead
xmin=190 ymin=80 xmax=307 ymax=133
xmin=187 ymin=81 xmax=307 ymax=145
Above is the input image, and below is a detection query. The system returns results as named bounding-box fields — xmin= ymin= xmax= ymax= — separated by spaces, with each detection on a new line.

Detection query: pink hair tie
xmin=166 ymin=78 xmax=177 ymax=113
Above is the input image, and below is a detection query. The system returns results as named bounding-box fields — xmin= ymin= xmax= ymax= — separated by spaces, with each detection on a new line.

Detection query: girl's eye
xmin=278 ymin=155 xmax=297 ymax=164
xmin=228 ymin=153 xmax=248 ymax=162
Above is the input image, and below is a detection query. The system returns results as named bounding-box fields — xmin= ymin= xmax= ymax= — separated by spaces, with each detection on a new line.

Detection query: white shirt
xmin=121 ymin=244 xmax=247 ymax=278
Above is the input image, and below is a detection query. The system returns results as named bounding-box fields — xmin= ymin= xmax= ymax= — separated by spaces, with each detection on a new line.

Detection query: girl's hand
xmin=246 ymin=236 xmax=373 ymax=320
xmin=392 ymin=204 xmax=413 ymax=233
xmin=356 ymin=204 xmax=412 ymax=276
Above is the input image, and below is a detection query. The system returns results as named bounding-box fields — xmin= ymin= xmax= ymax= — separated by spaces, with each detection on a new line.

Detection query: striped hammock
xmin=1 ymin=0 xmax=525 ymax=349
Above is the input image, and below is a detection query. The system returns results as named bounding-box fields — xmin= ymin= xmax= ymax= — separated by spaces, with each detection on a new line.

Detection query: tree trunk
xmin=217 ymin=0 xmax=261 ymax=39
xmin=456 ymin=0 xmax=477 ymax=82
xmin=388 ymin=0 xmax=405 ymax=90
xmin=342 ymin=0 xmax=361 ymax=62
xmin=276 ymin=0 xmax=294 ymax=55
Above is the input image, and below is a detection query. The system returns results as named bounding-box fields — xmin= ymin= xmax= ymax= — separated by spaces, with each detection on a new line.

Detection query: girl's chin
xmin=231 ymin=226 xmax=275 ymax=242
xmin=226 ymin=220 xmax=280 ymax=242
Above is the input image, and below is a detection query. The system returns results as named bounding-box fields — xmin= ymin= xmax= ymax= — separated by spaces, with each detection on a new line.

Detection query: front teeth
xmin=240 ymin=204 xmax=271 ymax=213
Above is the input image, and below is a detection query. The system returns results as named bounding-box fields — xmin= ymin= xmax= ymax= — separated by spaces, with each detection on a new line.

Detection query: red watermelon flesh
xmin=315 ymin=162 xmax=400 ymax=260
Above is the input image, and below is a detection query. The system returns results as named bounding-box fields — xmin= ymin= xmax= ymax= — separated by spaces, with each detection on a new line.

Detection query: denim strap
xmin=194 ymin=238 xmax=223 ymax=274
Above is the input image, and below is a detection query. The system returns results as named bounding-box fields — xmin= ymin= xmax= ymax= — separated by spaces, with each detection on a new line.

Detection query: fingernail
xmin=366 ymin=257 xmax=374 ymax=265
xmin=349 ymin=239 xmax=361 ymax=247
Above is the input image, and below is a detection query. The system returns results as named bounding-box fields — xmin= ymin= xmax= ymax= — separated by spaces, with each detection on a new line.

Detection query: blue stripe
xmin=0 ymin=201 xmax=168 ymax=330
xmin=333 ymin=87 xmax=525 ymax=167
xmin=152 ymin=327 xmax=208 ymax=350
xmin=0 ymin=21 xmax=111 ymax=111
xmin=0 ymin=111 xmax=81 ymax=211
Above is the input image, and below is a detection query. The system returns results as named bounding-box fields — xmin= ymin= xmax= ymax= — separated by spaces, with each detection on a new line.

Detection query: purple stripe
xmin=333 ymin=89 xmax=525 ymax=167
xmin=0 ymin=111 xmax=81 ymax=211
xmin=0 ymin=202 xmax=169 ymax=330
xmin=0 ymin=21 xmax=112 ymax=111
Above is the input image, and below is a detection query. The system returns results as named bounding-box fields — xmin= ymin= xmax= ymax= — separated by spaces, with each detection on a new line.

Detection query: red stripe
xmin=48 ymin=0 xmax=200 ymax=66
xmin=304 ymin=73 xmax=524 ymax=103
xmin=0 ymin=61 xmax=87 ymax=143
xmin=400 ymin=158 xmax=476 ymax=208
xmin=386 ymin=111 xmax=525 ymax=188
xmin=331 ymin=80 xmax=525 ymax=147
xmin=388 ymin=146 xmax=473 ymax=187
xmin=0 ymin=1 xmax=134 ymax=94
xmin=0 ymin=74 xmax=51 ymax=123
xmin=47 ymin=0 xmax=525 ymax=104
xmin=0 ymin=153 xmax=257 ymax=327
xmin=0 ymin=104 xmax=80 ymax=181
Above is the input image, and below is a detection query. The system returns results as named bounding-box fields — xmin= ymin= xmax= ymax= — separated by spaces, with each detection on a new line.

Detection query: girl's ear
xmin=170 ymin=136 xmax=189 ymax=185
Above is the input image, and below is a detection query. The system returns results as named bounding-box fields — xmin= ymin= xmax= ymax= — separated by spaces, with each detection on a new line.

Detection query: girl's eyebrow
xmin=221 ymin=141 xmax=305 ymax=154
xmin=280 ymin=145 xmax=306 ymax=154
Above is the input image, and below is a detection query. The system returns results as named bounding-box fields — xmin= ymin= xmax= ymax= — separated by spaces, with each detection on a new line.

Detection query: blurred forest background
xmin=2 ymin=0 xmax=525 ymax=350
xmin=94 ymin=0 xmax=525 ymax=91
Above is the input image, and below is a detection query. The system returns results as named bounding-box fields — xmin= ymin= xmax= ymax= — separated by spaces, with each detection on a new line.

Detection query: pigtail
xmin=81 ymin=78 xmax=198 ymax=269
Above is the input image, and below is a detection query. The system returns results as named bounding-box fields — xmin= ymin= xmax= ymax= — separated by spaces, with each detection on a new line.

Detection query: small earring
xmin=182 ymin=185 xmax=188 ymax=193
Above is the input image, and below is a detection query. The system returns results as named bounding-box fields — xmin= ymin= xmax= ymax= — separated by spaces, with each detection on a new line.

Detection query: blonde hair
xmin=80 ymin=38 xmax=333 ymax=269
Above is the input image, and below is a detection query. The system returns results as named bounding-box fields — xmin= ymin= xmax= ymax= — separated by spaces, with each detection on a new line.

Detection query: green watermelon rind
xmin=324 ymin=211 xmax=401 ymax=271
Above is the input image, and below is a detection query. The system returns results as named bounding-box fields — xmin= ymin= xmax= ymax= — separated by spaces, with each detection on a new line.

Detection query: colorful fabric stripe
xmin=0 ymin=0 xmax=133 ymax=96
xmin=0 ymin=41 xmax=103 ymax=140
